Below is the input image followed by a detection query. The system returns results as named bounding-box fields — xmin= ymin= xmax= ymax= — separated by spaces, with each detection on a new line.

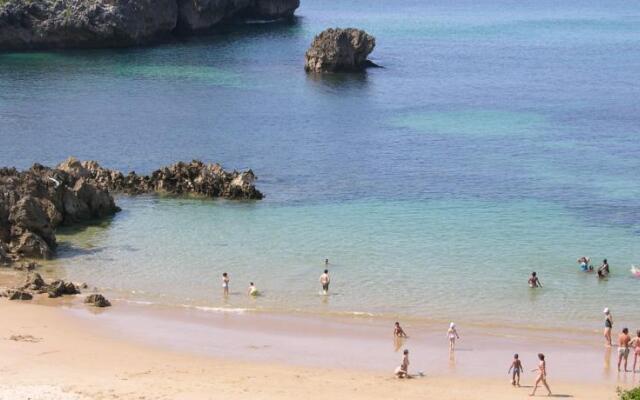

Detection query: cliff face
xmin=0 ymin=0 xmax=299 ymax=50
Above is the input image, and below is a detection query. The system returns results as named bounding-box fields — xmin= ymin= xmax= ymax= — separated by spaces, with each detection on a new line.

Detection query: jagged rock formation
xmin=304 ymin=28 xmax=376 ymax=73
xmin=84 ymin=293 xmax=111 ymax=307
xmin=0 ymin=0 xmax=300 ymax=50
xmin=0 ymin=158 xmax=263 ymax=260
xmin=1 ymin=272 xmax=82 ymax=300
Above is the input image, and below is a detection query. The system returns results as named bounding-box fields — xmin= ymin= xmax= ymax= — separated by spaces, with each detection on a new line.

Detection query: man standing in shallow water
xmin=320 ymin=269 xmax=330 ymax=295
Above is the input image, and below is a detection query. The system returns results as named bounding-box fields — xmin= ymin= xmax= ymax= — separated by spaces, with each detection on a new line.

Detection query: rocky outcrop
xmin=84 ymin=293 xmax=111 ymax=307
xmin=6 ymin=290 xmax=33 ymax=301
xmin=0 ymin=158 xmax=262 ymax=260
xmin=0 ymin=0 xmax=300 ymax=50
xmin=0 ymin=0 xmax=178 ymax=50
xmin=304 ymin=28 xmax=376 ymax=73
xmin=57 ymin=157 xmax=263 ymax=200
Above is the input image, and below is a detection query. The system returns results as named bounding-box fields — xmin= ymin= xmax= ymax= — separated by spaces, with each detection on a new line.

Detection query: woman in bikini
xmin=530 ymin=353 xmax=552 ymax=397
xmin=448 ymin=322 xmax=460 ymax=351
xmin=630 ymin=330 xmax=640 ymax=373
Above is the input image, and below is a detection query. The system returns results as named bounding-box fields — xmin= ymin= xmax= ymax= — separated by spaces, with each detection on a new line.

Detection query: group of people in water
xmin=219 ymin=256 xmax=634 ymax=394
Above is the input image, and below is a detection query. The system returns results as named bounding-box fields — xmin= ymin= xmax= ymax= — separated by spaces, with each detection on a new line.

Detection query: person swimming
xmin=528 ymin=272 xmax=542 ymax=288
xmin=247 ymin=282 xmax=259 ymax=296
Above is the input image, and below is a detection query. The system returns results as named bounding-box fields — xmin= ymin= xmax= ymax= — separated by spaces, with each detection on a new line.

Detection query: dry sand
xmin=0 ymin=300 xmax=629 ymax=400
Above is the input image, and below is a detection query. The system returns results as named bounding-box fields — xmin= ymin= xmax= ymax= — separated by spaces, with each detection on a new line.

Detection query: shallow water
xmin=1 ymin=0 xmax=639 ymax=330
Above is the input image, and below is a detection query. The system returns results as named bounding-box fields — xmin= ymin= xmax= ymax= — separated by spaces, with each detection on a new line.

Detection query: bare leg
xmin=530 ymin=376 xmax=541 ymax=396
xmin=634 ymin=354 xmax=638 ymax=372
xmin=625 ymin=354 xmax=629 ymax=372
xmin=618 ymin=352 xmax=623 ymax=372
xmin=605 ymin=328 xmax=612 ymax=346
xmin=542 ymin=378 xmax=551 ymax=396
xmin=517 ymin=372 xmax=521 ymax=387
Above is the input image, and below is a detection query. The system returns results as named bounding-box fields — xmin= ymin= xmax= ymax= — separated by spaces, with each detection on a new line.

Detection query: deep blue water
xmin=1 ymin=0 xmax=639 ymax=329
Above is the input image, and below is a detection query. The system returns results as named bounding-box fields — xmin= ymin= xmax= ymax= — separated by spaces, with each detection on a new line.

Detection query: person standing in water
xmin=448 ymin=322 xmax=460 ymax=351
xmin=598 ymin=259 xmax=610 ymax=278
xmin=604 ymin=308 xmax=613 ymax=347
xmin=528 ymin=272 xmax=542 ymax=288
xmin=530 ymin=353 xmax=552 ymax=396
xmin=247 ymin=282 xmax=259 ymax=296
xmin=320 ymin=269 xmax=330 ymax=295
xmin=394 ymin=349 xmax=410 ymax=378
xmin=222 ymin=272 xmax=230 ymax=296
xmin=618 ymin=328 xmax=632 ymax=372
xmin=508 ymin=353 xmax=524 ymax=387
xmin=324 ymin=258 xmax=329 ymax=266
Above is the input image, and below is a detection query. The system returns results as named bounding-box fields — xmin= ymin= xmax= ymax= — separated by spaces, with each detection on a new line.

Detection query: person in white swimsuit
xmin=222 ymin=272 xmax=229 ymax=296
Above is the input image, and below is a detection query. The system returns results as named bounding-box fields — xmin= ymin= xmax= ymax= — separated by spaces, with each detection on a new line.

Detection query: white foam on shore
xmin=186 ymin=305 xmax=252 ymax=314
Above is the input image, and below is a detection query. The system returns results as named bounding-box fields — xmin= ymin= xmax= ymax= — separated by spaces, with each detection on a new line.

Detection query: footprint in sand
xmin=8 ymin=334 xmax=41 ymax=343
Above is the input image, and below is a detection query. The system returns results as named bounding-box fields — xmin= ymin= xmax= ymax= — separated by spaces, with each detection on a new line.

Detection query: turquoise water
xmin=1 ymin=0 xmax=640 ymax=330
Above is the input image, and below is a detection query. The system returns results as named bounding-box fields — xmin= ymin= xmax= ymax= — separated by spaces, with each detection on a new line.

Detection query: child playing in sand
xmin=508 ymin=353 xmax=523 ymax=386
xmin=394 ymin=349 xmax=410 ymax=378
xmin=222 ymin=272 xmax=230 ymax=296
xmin=394 ymin=322 xmax=408 ymax=338
xmin=528 ymin=272 xmax=542 ymax=288
xmin=447 ymin=322 xmax=460 ymax=351
xmin=630 ymin=330 xmax=640 ymax=373
xmin=530 ymin=353 xmax=551 ymax=396
xmin=247 ymin=282 xmax=258 ymax=296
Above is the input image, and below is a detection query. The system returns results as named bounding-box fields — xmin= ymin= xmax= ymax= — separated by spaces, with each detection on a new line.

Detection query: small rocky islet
xmin=304 ymin=28 xmax=376 ymax=73
xmin=0 ymin=157 xmax=263 ymax=262
xmin=0 ymin=0 xmax=300 ymax=50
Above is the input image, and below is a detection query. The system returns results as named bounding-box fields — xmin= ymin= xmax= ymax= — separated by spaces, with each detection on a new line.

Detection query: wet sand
xmin=0 ymin=297 xmax=635 ymax=399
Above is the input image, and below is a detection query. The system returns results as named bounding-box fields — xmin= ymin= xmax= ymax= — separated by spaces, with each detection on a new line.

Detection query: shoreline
xmin=0 ymin=300 xmax=632 ymax=400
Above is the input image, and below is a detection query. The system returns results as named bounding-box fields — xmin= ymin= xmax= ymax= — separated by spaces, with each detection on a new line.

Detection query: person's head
xmin=514 ymin=353 xmax=519 ymax=359
xmin=532 ymin=272 xmax=537 ymax=277
xmin=325 ymin=259 xmax=329 ymax=263
xmin=403 ymin=349 xmax=409 ymax=355
xmin=603 ymin=259 xmax=607 ymax=263
xmin=223 ymin=272 xmax=227 ymax=277
xmin=538 ymin=353 xmax=545 ymax=361
xmin=250 ymin=282 xmax=254 ymax=286
xmin=604 ymin=307 xmax=610 ymax=315
xmin=449 ymin=322 xmax=455 ymax=329
xmin=395 ymin=322 xmax=400 ymax=327
xmin=623 ymin=328 xmax=629 ymax=334
xmin=636 ymin=330 xmax=640 ymax=338
xmin=324 ymin=269 xmax=328 ymax=274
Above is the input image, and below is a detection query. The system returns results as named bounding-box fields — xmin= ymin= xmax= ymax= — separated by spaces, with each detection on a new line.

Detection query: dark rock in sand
xmin=9 ymin=231 xmax=53 ymax=259
xmin=47 ymin=280 xmax=80 ymax=298
xmin=84 ymin=293 xmax=111 ymax=307
xmin=22 ymin=272 xmax=46 ymax=291
xmin=7 ymin=289 xmax=33 ymax=301
xmin=304 ymin=28 xmax=376 ymax=73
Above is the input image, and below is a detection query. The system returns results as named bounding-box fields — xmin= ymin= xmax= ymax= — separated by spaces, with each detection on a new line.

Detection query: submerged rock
xmin=304 ymin=28 xmax=376 ymax=73
xmin=84 ymin=293 xmax=111 ymax=307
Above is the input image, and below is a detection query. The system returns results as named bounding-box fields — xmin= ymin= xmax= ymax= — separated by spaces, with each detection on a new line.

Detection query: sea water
xmin=1 ymin=0 xmax=639 ymax=331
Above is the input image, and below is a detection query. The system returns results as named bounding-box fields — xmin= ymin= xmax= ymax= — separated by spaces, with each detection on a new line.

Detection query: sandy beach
xmin=0 ymin=297 xmax=632 ymax=400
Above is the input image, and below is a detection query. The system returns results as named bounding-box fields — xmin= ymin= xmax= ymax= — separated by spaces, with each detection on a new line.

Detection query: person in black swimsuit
xmin=604 ymin=308 xmax=613 ymax=346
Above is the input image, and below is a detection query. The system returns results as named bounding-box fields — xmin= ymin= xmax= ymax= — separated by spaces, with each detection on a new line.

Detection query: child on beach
xmin=508 ymin=354 xmax=523 ymax=386
xmin=394 ymin=322 xmax=408 ymax=338
xmin=394 ymin=349 xmax=410 ymax=378
xmin=319 ymin=269 xmax=330 ymax=295
xmin=528 ymin=272 xmax=542 ymax=288
xmin=604 ymin=308 xmax=613 ymax=347
xmin=247 ymin=282 xmax=258 ymax=296
xmin=530 ymin=353 xmax=551 ymax=397
xmin=447 ymin=322 xmax=460 ymax=351
xmin=222 ymin=272 xmax=230 ymax=296
xmin=630 ymin=330 xmax=640 ymax=373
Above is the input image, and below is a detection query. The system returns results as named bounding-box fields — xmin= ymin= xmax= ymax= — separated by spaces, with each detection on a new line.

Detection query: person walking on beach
xmin=394 ymin=349 xmax=410 ymax=378
xmin=528 ymin=272 xmax=542 ymax=288
xmin=530 ymin=353 xmax=551 ymax=397
xmin=630 ymin=330 xmax=640 ymax=373
xmin=508 ymin=353 xmax=524 ymax=387
xmin=222 ymin=272 xmax=230 ymax=296
xmin=320 ymin=269 xmax=330 ymax=295
xmin=604 ymin=308 xmax=613 ymax=347
xmin=618 ymin=328 xmax=632 ymax=372
xmin=447 ymin=322 xmax=460 ymax=351
xmin=394 ymin=322 xmax=408 ymax=338
xmin=597 ymin=259 xmax=610 ymax=278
